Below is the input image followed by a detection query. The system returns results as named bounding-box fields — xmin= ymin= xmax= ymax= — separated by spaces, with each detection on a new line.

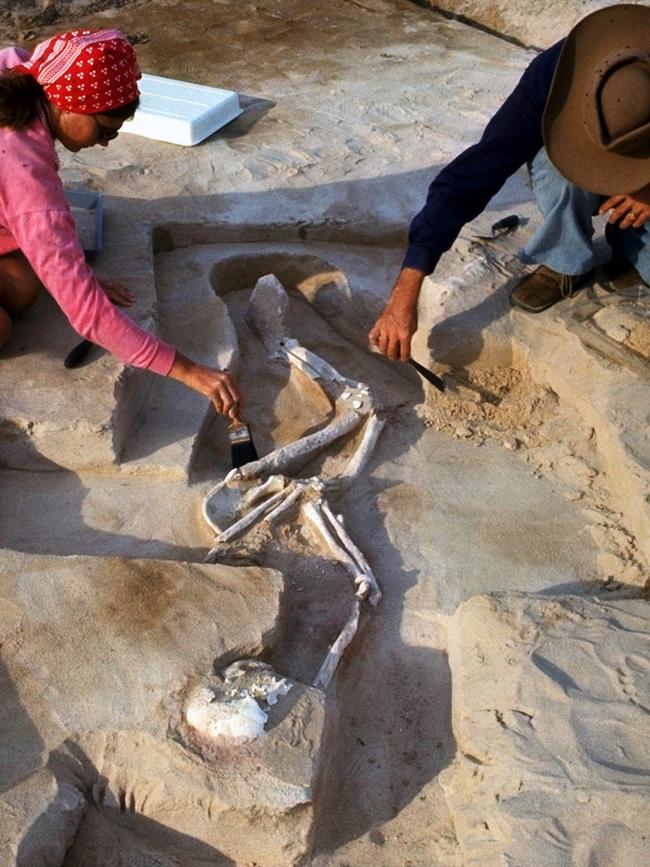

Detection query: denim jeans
xmin=521 ymin=147 xmax=650 ymax=284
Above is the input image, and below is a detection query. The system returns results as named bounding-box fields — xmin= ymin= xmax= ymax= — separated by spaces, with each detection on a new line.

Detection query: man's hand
xmin=99 ymin=279 xmax=135 ymax=307
xmin=368 ymin=268 xmax=425 ymax=361
xmin=599 ymin=183 xmax=650 ymax=230
xmin=167 ymin=352 xmax=244 ymax=420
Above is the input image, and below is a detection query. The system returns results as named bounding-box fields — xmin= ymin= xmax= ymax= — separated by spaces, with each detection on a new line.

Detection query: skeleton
xmin=203 ymin=274 xmax=385 ymax=693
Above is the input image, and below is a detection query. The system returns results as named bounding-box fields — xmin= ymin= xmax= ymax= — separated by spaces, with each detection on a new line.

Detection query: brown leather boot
xmin=509 ymin=265 xmax=588 ymax=313
xmin=604 ymin=222 xmax=645 ymax=292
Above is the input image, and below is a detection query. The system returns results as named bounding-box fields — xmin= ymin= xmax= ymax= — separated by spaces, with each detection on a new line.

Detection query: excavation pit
xmin=2 ymin=227 xmax=649 ymax=865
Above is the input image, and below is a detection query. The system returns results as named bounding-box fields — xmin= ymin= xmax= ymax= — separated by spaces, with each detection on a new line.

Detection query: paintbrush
xmin=228 ymin=419 xmax=259 ymax=469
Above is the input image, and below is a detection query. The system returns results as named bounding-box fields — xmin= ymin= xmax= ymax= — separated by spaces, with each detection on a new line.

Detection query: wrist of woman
xmin=168 ymin=350 xmax=189 ymax=375
xmin=167 ymin=351 xmax=203 ymax=390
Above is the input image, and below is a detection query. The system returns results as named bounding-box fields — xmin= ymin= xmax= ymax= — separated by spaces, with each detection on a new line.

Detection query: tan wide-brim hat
xmin=543 ymin=3 xmax=650 ymax=195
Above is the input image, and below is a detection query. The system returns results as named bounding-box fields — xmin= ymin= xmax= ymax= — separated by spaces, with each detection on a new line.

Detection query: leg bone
xmin=284 ymin=342 xmax=363 ymax=394
xmin=210 ymin=486 xmax=292 ymax=548
xmin=263 ymin=485 xmax=304 ymax=523
xmin=230 ymin=410 xmax=364 ymax=481
xmin=326 ymin=413 xmax=385 ymax=493
xmin=303 ymin=501 xmax=364 ymax=580
xmin=313 ymin=600 xmax=361 ymax=691
xmin=320 ymin=499 xmax=382 ymax=605
xmin=203 ymin=474 xmax=288 ymax=535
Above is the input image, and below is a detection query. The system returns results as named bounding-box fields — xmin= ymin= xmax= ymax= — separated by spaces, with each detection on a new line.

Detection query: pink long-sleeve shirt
xmin=0 ymin=46 xmax=175 ymax=375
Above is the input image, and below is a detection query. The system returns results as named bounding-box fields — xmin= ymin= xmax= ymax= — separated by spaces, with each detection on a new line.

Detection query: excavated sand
xmin=1 ymin=1 xmax=649 ymax=865
xmin=442 ymin=593 xmax=650 ymax=866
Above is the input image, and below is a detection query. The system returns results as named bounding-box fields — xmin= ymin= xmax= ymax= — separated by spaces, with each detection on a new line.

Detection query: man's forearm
xmin=368 ymin=268 xmax=426 ymax=361
xmin=387 ymin=267 xmax=426 ymax=312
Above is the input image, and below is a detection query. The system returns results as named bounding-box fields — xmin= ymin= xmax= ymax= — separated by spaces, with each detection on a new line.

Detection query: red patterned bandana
xmin=13 ymin=29 xmax=140 ymax=115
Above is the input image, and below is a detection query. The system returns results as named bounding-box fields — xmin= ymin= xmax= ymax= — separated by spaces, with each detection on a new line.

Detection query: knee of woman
xmin=21 ymin=276 xmax=41 ymax=309
xmin=16 ymin=265 xmax=42 ymax=310
xmin=0 ymin=252 xmax=42 ymax=313
xmin=0 ymin=305 xmax=12 ymax=349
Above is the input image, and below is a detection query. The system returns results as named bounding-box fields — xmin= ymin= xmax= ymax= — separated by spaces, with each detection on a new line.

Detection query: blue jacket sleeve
xmin=403 ymin=41 xmax=564 ymax=275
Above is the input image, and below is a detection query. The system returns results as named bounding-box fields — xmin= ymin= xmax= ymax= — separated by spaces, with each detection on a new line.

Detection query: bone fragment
xmin=313 ymin=599 xmax=361 ymax=690
xmin=356 ymin=579 xmax=371 ymax=599
xmin=222 ymin=659 xmax=271 ymax=681
xmin=246 ymin=274 xmax=290 ymax=357
xmin=230 ymin=410 xmax=364 ymax=481
xmin=249 ymin=676 xmax=293 ymax=706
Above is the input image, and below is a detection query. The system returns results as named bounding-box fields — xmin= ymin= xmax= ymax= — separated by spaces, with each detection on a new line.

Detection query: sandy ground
xmin=1 ymin=1 xmax=649 ymax=865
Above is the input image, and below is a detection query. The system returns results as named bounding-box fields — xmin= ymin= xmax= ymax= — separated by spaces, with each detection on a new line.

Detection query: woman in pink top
xmin=0 ymin=29 xmax=243 ymax=419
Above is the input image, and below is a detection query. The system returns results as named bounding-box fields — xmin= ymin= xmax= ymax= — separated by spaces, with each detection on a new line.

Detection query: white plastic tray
xmin=121 ymin=73 xmax=242 ymax=146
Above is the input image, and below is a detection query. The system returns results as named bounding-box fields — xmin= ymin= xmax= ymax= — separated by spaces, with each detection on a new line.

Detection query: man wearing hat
xmin=369 ymin=3 xmax=650 ymax=362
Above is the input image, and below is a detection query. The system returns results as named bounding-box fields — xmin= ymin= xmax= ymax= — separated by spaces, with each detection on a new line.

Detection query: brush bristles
xmin=229 ymin=423 xmax=259 ymax=469
xmin=228 ymin=425 xmax=252 ymax=446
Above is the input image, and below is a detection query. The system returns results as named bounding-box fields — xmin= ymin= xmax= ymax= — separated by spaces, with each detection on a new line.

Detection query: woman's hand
xmin=368 ymin=268 xmax=425 ymax=361
xmin=167 ymin=352 xmax=244 ymax=420
xmin=99 ymin=279 xmax=135 ymax=307
xmin=599 ymin=184 xmax=650 ymax=230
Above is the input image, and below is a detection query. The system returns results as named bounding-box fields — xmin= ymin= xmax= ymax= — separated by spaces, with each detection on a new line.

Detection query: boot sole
xmin=509 ymin=294 xmax=562 ymax=313
xmin=509 ymin=271 xmax=592 ymax=313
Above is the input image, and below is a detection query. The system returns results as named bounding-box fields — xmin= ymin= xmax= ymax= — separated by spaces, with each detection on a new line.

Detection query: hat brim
xmin=543 ymin=4 xmax=650 ymax=195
